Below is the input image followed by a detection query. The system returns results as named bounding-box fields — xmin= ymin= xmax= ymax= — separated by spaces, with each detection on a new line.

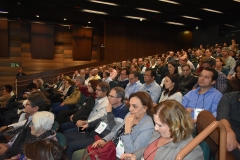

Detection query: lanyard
xmin=194 ymin=93 xmax=205 ymax=109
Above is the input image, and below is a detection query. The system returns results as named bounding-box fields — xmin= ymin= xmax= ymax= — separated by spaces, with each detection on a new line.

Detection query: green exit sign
xmin=10 ymin=63 xmax=20 ymax=67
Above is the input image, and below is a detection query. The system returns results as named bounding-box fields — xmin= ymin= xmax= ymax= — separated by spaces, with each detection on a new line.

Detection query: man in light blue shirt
xmin=140 ymin=68 xmax=161 ymax=103
xmin=125 ymin=71 xmax=143 ymax=98
xmin=182 ymin=67 xmax=222 ymax=120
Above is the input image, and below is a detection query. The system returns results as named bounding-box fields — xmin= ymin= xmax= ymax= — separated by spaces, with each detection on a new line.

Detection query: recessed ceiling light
xmin=233 ymin=0 xmax=240 ymax=2
xmin=0 ymin=11 xmax=8 ymax=14
xmin=166 ymin=21 xmax=184 ymax=26
xmin=124 ymin=16 xmax=147 ymax=21
xmin=36 ymin=15 xmax=39 ymax=17
xmin=202 ymin=8 xmax=223 ymax=14
xmin=88 ymin=0 xmax=119 ymax=6
xmin=136 ymin=8 xmax=161 ymax=13
xmin=82 ymin=9 xmax=108 ymax=15
xmin=88 ymin=21 xmax=91 ymax=23
xmin=159 ymin=0 xmax=180 ymax=5
xmin=64 ymin=18 xmax=67 ymax=20
xmin=182 ymin=15 xmax=201 ymax=20
xmin=224 ymin=24 xmax=236 ymax=28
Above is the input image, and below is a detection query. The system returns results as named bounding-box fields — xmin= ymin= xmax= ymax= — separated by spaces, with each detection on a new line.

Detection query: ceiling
xmin=0 ymin=0 xmax=240 ymax=30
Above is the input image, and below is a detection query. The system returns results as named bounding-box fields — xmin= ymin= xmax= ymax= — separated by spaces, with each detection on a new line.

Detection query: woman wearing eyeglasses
xmin=72 ymin=92 xmax=154 ymax=160
xmin=121 ymin=100 xmax=204 ymax=160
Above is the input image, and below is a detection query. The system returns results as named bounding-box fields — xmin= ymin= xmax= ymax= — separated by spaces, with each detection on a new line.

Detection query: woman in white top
xmin=159 ymin=74 xmax=182 ymax=103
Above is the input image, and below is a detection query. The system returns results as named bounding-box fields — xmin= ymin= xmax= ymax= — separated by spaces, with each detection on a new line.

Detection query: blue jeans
xmin=60 ymin=122 xmax=77 ymax=133
xmin=51 ymin=102 xmax=70 ymax=115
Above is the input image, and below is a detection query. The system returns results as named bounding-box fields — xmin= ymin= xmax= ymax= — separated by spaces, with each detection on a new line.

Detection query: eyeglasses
xmin=96 ymin=89 xmax=102 ymax=92
xmin=108 ymin=95 xmax=118 ymax=98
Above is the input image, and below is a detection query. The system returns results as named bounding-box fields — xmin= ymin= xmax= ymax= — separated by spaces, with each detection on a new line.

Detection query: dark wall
xmin=104 ymin=20 xmax=192 ymax=63
xmin=192 ymin=23 xmax=240 ymax=48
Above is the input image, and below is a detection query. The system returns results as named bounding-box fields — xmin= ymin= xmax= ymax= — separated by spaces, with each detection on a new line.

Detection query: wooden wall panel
xmin=72 ymin=27 xmax=92 ymax=61
xmin=31 ymin=23 xmax=54 ymax=59
xmin=0 ymin=20 xmax=8 ymax=57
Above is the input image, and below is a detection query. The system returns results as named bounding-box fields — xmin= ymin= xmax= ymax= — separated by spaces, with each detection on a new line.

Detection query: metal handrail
xmin=175 ymin=121 xmax=226 ymax=160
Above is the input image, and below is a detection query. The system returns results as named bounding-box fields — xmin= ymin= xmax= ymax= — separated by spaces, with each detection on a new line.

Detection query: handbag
xmin=83 ymin=135 xmax=116 ymax=160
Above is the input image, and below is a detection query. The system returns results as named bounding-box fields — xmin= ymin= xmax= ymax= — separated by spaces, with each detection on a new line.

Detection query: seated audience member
xmin=88 ymin=68 xmax=101 ymax=81
xmin=130 ymin=64 xmax=141 ymax=72
xmin=226 ymin=63 xmax=240 ymax=92
xmin=150 ymin=58 xmax=157 ymax=69
xmin=166 ymin=51 xmax=176 ymax=62
xmin=24 ymin=139 xmax=68 ymax=160
xmin=125 ymin=71 xmax=142 ymax=99
xmin=8 ymin=111 xmax=56 ymax=159
xmin=194 ymin=57 xmax=204 ymax=75
xmin=98 ymin=67 xmax=103 ymax=79
xmin=215 ymin=57 xmax=229 ymax=76
xmin=197 ymin=92 xmax=240 ymax=160
xmin=144 ymin=58 xmax=151 ymax=68
xmin=141 ymin=68 xmax=161 ymax=103
xmin=229 ymin=39 xmax=239 ymax=52
xmin=0 ymin=85 xmax=12 ymax=108
xmin=160 ymin=61 xmax=178 ymax=87
xmin=50 ymin=78 xmax=75 ymax=103
xmin=102 ymin=70 xmax=112 ymax=83
xmin=57 ymin=76 xmax=70 ymax=93
xmin=121 ymin=100 xmax=204 ymax=160
xmin=229 ymin=50 xmax=238 ymax=61
xmin=56 ymin=80 xmax=98 ymax=125
xmin=84 ymin=68 xmax=90 ymax=80
xmin=33 ymin=78 xmax=50 ymax=98
xmin=16 ymin=67 xmax=26 ymax=79
xmin=72 ymin=92 xmax=154 ymax=160
xmin=178 ymin=56 xmax=195 ymax=75
xmin=138 ymin=58 xmax=146 ymax=73
xmin=46 ymin=75 xmax=62 ymax=89
xmin=63 ymin=82 xmax=110 ymax=159
xmin=182 ymin=68 xmax=222 ymax=121
xmin=156 ymin=57 xmax=168 ymax=82
xmin=117 ymin=68 xmax=129 ymax=89
xmin=0 ymin=91 xmax=49 ymax=159
xmin=178 ymin=64 xmax=197 ymax=93
xmin=109 ymin=65 xmax=118 ymax=80
xmin=72 ymin=70 xmax=80 ymax=82
xmin=159 ymin=74 xmax=182 ymax=103
xmin=221 ymin=47 xmax=236 ymax=70
xmin=193 ymin=58 xmax=227 ymax=94
xmin=51 ymin=76 xmax=84 ymax=114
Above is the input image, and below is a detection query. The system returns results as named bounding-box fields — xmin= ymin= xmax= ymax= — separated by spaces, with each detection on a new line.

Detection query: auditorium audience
xmin=121 ymin=100 xmax=204 ymax=160
xmin=226 ymin=63 xmax=240 ymax=92
xmin=63 ymin=82 xmax=110 ymax=159
xmin=0 ymin=91 xmax=49 ymax=159
xmin=178 ymin=64 xmax=197 ymax=93
xmin=51 ymin=76 xmax=84 ymax=114
xmin=215 ymin=56 xmax=229 ymax=76
xmin=141 ymin=68 xmax=161 ymax=103
xmin=24 ymin=139 xmax=68 ymax=160
xmin=159 ymin=74 xmax=182 ymax=103
xmin=56 ymin=80 xmax=98 ymax=125
xmin=16 ymin=67 xmax=26 ymax=79
xmin=221 ymin=47 xmax=236 ymax=70
xmin=72 ymin=92 xmax=154 ymax=160
xmin=197 ymin=91 xmax=240 ymax=160
xmin=117 ymin=68 xmax=129 ymax=89
xmin=182 ymin=68 xmax=222 ymax=121
xmin=0 ymin=85 xmax=12 ymax=108
xmin=125 ymin=71 xmax=142 ymax=99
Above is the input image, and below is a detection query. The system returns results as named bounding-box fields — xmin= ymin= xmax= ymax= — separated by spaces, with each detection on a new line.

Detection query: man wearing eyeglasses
xmin=64 ymin=83 xmax=129 ymax=159
xmin=125 ymin=71 xmax=142 ymax=99
xmin=140 ymin=68 xmax=161 ymax=103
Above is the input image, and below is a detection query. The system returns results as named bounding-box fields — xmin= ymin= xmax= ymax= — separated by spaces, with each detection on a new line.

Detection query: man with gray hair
xmin=51 ymin=76 xmax=85 ymax=114
xmin=221 ymin=47 xmax=236 ymax=70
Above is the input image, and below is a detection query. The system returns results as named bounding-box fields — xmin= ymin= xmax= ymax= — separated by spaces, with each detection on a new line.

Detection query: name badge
xmin=194 ymin=108 xmax=204 ymax=119
xmin=95 ymin=122 xmax=107 ymax=134
xmin=141 ymin=158 xmax=145 ymax=160
xmin=116 ymin=139 xmax=125 ymax=158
